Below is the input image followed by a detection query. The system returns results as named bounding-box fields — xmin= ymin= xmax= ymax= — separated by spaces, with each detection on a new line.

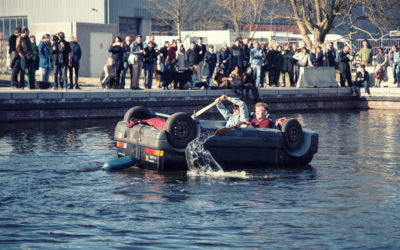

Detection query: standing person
xmin=120 ymin=36 xmax=133 ymax=89
xmin=108 ymin=36 xmax=124 ymax=89
xmin=54 ymin=32 xmax=71 ymax=90
xmin=27 ymin=35 xmax=39 ymax=84
xmin=268 ymin=44 xmax=283 ymax=87
xmin=167 ymin=39 xmax=177 ymax=63
xmin=326 ymin=42 xmax=336 ymax=67
xmin=389 ymin=45 xmax=400 ymax=85
xmin=250 ymin=41 xmax=264 ymax=87
xmin=231 ymin=38 xmax=245 ymax=73
xmin=293 ymin=48 xmax=312 ymax=68
xmin=217 ymin=42 xmax=232 ymax=76
xmin=374 ymin=48 xmax=387 ymax=88
xmin=9 ymin=27 xmax=21 ymax=88
xmin=143 ymin=40 xmax=158 ymax=89
xmin=51 ymin=34 xmax=60 ymax=89
xmin=38 ymin=34 xmax=52 ymax=82
xmin=16 ymin=26 xmax=35 ymax=89
xmin=196 ymin=37 xmax=207 ymax=79
xmin=359 ymin=39 xmax=372 ymax=67
xmin=204 ymin=45 xmax=217 ymax=86
xmin=158 ymin=41 xmax=170 ymax=88
xmin=291 ymin=43 xmax=300 ymax=84
xmin=176 ymin=45 xmax=187 ymax=71
xmin=186 ymin=42 xmax=199 ymax=84
xmin=146 ymin=36 xmax=159 ymax=87
xmin=338 ymin=45 xmax=352 ymax=87
xmin=130 ymin=35 xmax=145 ymax=90
xmin=281 ymin=44 xmax=294 ymax=87
xmin=242 ymin=38 xmax=251 ymax=68
xmin=68 ymin=35 xmax=82 ymax=89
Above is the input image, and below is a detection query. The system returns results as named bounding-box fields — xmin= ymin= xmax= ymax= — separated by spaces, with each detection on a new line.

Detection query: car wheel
xmin=164 ymin=112 xmax=197 ymax=149
xmin=281 ymin=118 xmax=303 ymax=150
xmin=123 ymin=106 xmax=153 ymax=122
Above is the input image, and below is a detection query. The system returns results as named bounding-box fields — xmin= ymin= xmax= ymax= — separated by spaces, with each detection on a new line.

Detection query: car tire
xmin=281 ymin=118 xmax=303 ymax=151
xmin=164 ymin=112 xmax=197 ymax=149
xmin=123 ymin=106 xmax=153 ymax=122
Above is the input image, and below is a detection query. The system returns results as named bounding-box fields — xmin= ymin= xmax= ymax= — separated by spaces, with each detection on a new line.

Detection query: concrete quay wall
xmin=0 ymin=87 xmax=398 ymax=121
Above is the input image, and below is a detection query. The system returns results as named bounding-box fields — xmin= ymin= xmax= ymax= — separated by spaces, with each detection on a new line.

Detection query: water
xmin=1 ymin=110 xmax=400 ymax=249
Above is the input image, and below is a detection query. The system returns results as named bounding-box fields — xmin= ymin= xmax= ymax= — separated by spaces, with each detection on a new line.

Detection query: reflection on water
xmin=1 ymin=110 xmax=400 ymax=249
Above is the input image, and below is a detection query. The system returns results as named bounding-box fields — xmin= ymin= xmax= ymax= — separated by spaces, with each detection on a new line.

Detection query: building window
xmin=119 ymin=17 xmax=141 ymax=38
xmin=0 ymin=16 xmax=28 ymax=39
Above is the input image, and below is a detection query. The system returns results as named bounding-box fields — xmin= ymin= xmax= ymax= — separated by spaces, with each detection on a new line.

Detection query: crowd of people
xmin=8 ymin=26 xmax=82 ymax=90
xmin=8 ymin=26 xmax=399 ymax=94
xmin=102 ymin=34 xmax=342 ymax=100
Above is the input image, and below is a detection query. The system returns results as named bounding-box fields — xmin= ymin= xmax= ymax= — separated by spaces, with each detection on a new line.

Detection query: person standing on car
xmin=16 ymin=26 xmax=35 ymax=89
xmin=9 ymin=27 xmax=21 ymax=88
xmin=68 ymin=35 xmax=82 ymax=89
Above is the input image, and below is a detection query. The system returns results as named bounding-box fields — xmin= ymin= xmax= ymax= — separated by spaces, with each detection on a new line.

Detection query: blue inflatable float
xmin=102 ymin=156 xmax=137 ymax=171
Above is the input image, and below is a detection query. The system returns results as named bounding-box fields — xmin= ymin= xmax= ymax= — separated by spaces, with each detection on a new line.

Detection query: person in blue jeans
xmin=16 ymin=26 xmax=35 ymax=89
xmin=205 ymin=45 xmax=217 ymax=86
xmin=352 ymin=65 xmax=370 ymax=96
xmin=120 ymin=36 xmax=133 ymax=89
xmin=143 ymin=40 xmax=158 ymax=89
xmin=250 ymin=41 xmax=263 ymax=87
xmin=38 ymin=34 xmax=52 ymax=82
xmin=389 ymin=45 xmax=400 ymax=85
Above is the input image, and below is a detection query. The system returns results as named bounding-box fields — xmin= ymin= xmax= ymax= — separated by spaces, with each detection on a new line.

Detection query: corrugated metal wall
xmin=0 ymin=0 xmax=106 ymax=24
xmin=109 ymin=0 xmax=152 ymax=24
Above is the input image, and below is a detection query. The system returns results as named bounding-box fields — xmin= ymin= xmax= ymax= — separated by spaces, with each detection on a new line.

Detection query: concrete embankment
xmin=0 ymin=87 xmax=399 ymax=121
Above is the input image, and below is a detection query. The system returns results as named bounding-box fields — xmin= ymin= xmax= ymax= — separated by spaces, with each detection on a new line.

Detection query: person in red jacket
xmin=250 ymin=102 xmax=273 ymax=128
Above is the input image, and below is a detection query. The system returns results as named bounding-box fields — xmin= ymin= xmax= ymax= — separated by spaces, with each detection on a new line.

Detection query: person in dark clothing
xmin=242 ymin=67 xmax=261 ymax=101
xmin=281 ymin=44 xmax=295 ymax=87
xmin=196 ymin=38 xmax=207 ymax=79
xmin=231 ymin=39 xmax=245 ymax=73
xmin=130 ymin=35 xmax=145 ymax=90
xmin=291 ymin=43 xmax=300 ymax=84
xmin=217 ymin=42 xmax=232 ymax=76
xmin=204 ymin=45 xmax=217 ymax=86
xmin=9 ymin=27 xmax=21 ymax=88
xmin=16 ymin=26 xmax=35 ymax=89
xmin=186 ymin=42 xmax=199 ymax=67
xmin=158 ymin=41 xmax=170 ymax=88
xmin=338 ymin=45 xmax=352 ymax=87
xmin=267 ymin=44 xmax=282 ymax=87
xmin=120 ymin=36 xmax=133 ymax=89
xmin=310 ymin=46 xmax=323 ymax=66
xmin=352 ymin=65 xmax=370 ymax=96
xmin=326 ymin=42 xmax=336 ymax=68
xmin=108 ymin=36 xmax=124 ymax=89
xmin=101 ymin=58 xmax=118 ymax=89
xmin=242 ymin=38 xmax=251 ymax=68
xmin=143 ymin=41 xmax=159 ymax=89
xmin=53 ymin=32 xmax=71 ymax=90
xmin=68 ymin=36 xmax=82 ymax=89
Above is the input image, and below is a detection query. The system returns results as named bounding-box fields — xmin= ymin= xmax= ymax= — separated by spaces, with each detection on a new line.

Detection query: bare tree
xmin=361 ymin=0 xmax=400 ymax=42
xmin=214 ymin=0 xmax=267 ymax=39
xmin=145 ymin=0 xmax=215 ymax=40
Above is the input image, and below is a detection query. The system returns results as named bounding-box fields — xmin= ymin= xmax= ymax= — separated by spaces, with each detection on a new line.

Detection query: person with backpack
xmin=68 ymin=36 xmax=82 ymax=89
